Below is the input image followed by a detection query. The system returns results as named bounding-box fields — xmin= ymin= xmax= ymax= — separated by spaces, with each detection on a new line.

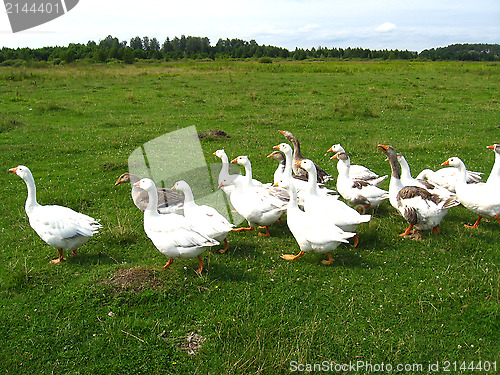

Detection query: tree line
xmin=1 ymin=35 xmax=498 ymax=65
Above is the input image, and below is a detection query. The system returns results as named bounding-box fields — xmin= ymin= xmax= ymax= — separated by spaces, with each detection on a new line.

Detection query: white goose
xmin=115 ymin=172 xmax=184 ymax=214
xmin=135 ymin=178 xmax=219 ymax=274
xmin=172 ymin=180 xmax=234 ymax=253
xmin=396 ymin=153 xmax=456 ymax=200
xmin=224 ymin=156 xmax=288 ymax=236
xmin=298 ymin=159 xmax=371 ymax=247
xmin=486 ymin=143 xmax=500 ymax=185
xmin=378 ymin=145 xmax=460 ymax=237
xmin=416 ymin=165 xmax=483 ymax=193
xmin=327 ymin=144 xmax=388 ymax=187
xmin=9 ymin=165 xmax=101 ymax=263
xmin=213 ymin=149 xmax=261 ymax=195
xmin=332 ymin=151 xmax=389 ymax=213
xmin=442 ymin=157 xmax=500 ymax=229
xmin=278 ymin=181 xmax=355 ymax=265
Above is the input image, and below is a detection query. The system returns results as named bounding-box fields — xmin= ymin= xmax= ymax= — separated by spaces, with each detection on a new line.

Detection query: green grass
xmin=0 ymin=60 xmax=499 ymax=374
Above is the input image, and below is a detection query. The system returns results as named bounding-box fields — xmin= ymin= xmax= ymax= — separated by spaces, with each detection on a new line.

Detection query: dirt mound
xmin=103 ymin=267 xmax=164 ymax=294
xmin=198 ymin=129 xmax=230 ymax=140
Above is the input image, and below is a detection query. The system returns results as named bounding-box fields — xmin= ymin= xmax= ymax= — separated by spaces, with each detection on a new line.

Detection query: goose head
xmin=172 ymin=180 xmax=190 ymax=192
xmin=230 ymin=156 xmax=250 ymax=166
xmin=330 ymin=151 xmax=351 ymax=166
xmin=278 ymin=130 xmax=294 ymax=140
xmin=378 ymin=144 xmax=401 ymax=178
xmin=327 ymin=144 xmax=345 ymax=153
xmin=487 ymin=143 xmax=500 ymax=154
xmin=267 ymin=150 xmax=285 ymax=162
xmin=273 ymin=143 xmax=293 ymax=155
xmin=133 ymin=178 xmax=156 ymax=191
xmin=213 ymin=149 xmax=227 ymax=159
xmin=8 ymin=165 xmax=33 ymax=181
xmin=331 ymin=151 xmax=349 ymax=163
xmin=274 ymin=178 xmax=296 ymax=198
xmin=115 ymin=172 xmax=140 ymax=186
xmin=278 ymin=130 xmax=299 ymax=146
xmin=296 ymin=159 xmax=315 ymax=172
xmin=441 ymin=157 xmax=461 ymax=168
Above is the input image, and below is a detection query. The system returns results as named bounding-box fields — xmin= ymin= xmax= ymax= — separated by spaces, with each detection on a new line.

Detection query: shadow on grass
xmin=68 ymin=251 xmax=123 ymax=267
xmin=205 ymin=262 xmax=257 ymax=282
xmin=330 ymin=250 xmax=380 ymax=270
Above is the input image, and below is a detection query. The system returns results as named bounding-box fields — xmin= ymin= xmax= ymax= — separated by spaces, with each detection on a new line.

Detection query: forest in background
xmin=1 ymin=35 xmax=499 ymax=65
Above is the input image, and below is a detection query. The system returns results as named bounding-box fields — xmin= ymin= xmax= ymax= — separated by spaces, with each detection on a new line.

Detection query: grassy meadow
xmin=0 ymin=60 xmax=499 ymax=374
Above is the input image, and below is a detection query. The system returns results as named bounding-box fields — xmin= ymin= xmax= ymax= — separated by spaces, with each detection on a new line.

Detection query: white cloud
xmin=376 ymin=22 xmax=397 ymax=32
xmin=298 ymin=24 xmax=321 ymax=33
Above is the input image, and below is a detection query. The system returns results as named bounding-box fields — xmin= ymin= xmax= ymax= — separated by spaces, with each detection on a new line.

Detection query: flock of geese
xmin=9 ymin=131 xmax=500 ymax=273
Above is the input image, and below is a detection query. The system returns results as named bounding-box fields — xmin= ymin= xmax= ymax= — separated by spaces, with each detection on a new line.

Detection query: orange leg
xmin=281 ymin=250 xmax=305 ymax=261
xmin=219 ymin=238 xmax=229 ymax=254
xmin=351 ymin=234 xmax=359 ymax=248
xmin=321 ymin=252 xmax=335 ymax=265
xmin=464 ymin=216 xmax=482 ymax=229
xmin=494 ymin=215 xmax=500 ymax=227
xmin=233 ymin=226 xmax=254 ymax=232
xmin=399 ymin=224 xmax=413 ymax=237
xmin=432 ymin=225 xmax=440 ymax=235
xmin=257 ymin=226 xmax=270 ymax=237
xmin=71 ymin=249 xmax=78 ymax=257
xmin=164 ymin=259 xmax=174 ymax=269
xmin=50 ymin=249 xmax=66 ymax=264
xmin=195 ymin=255 xmax=204 ymax=275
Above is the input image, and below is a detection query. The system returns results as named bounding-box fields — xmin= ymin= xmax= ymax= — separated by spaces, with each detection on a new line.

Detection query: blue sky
xmin=1 ymin=0 xmax=499 ymax=52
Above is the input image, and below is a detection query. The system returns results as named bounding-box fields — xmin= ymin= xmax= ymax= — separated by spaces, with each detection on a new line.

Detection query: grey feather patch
xmin=352 ymin=180 xmax=371 ymax=189
xmin=403 ymin=207 xmax=419 ymax=225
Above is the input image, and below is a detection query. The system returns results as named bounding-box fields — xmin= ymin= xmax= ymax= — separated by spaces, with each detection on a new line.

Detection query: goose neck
xmin=181 ymin=186 xmax=195 ymax=207
xmin=144 ymin=186 xmax=159 ymax=215
xmin=399 ymin=157 xmax=413 ymax=181
xmin=23 ymin=175 xmax=39 ymax=213
xmin=453 ymin=160 xmax=468 ymax=189
xmin=282 ymin=149 xmax=293 ymax=177
xmin=220 ymin=153 xmax=230 ymax=172
xmin=337 ymin=160 xmax=350 ymax=178
xmin=242 ymin=162 xmax=253 ymax=184
xmin=386 ymin=152 xmax=404 ymax=194
xmin=306 ymin=168 xmax=320 ymax=195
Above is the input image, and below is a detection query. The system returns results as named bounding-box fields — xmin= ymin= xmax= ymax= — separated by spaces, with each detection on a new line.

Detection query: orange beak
xmin=272 ymin=145 xmax=280 ymax=150
xmin=378 ymin=144 xmax=389 ymax=152
xmin=230 ymin=158 xmax=238 ymax=164
xmin=294 ymin=161 xmax=301 ymax=167
xmin=487 ymin=145 xmax=495 ymax=150
xmin=171 ymin=185 xmax=176 ymax=190
xmin=327 ymin=146 xmax=333 ymax=153
xmin=8 ymin=167 xmax=17 ymax=174
xmin=218 ymin=182 xmax=224 ymax=188
xmin=331 ymin=154 xmax=339 ymax=160
xmin=441 ymin=160 xmax=450 ymax=166
xmin=114 ymin=178 xmax=122 ymax=186
xmin=266 ymin=153 xmax=274 ymax=158
xmin=133 ymin=181 xmax=141 ymax=188
xmin=213 ymin=151 xmax=217 ymax=155
xmin=278 ymin=130 xmax=285 ymax=135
